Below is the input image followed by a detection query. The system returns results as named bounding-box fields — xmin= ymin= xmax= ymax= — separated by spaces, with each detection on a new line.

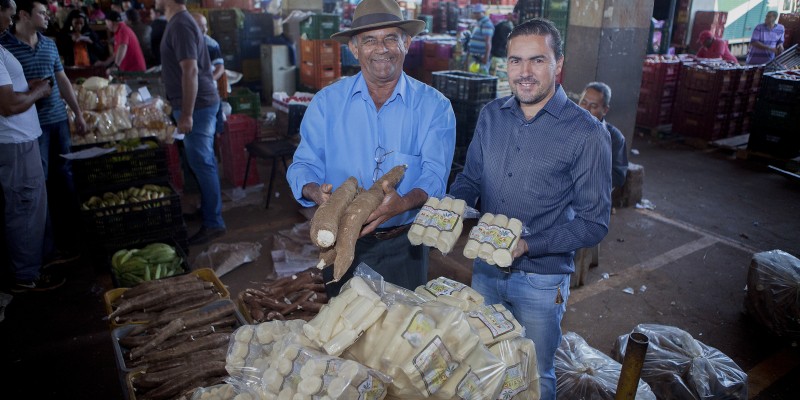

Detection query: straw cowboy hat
xmin=330 ymin=0 xmax=426 ymax=44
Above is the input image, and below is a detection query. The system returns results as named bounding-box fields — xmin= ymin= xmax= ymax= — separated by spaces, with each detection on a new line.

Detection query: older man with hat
xmin=696 ymin=29 xmax=738 ymax=64
xmin=287 ymin=0 xmax=456 ymax=296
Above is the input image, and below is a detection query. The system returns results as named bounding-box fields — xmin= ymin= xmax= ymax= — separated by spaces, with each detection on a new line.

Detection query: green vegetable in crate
xmin=111 ymin=243 xmax=185 ymax=287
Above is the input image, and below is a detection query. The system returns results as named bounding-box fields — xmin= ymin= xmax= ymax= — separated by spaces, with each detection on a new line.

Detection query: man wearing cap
xmin=468 ymin=3 xmax=494 ymax=73
xmin=746 ymin=10 xmax=785 ymax=65
xmin=287 ymin=0 xmax=456 ymax=296
xmin=96 ymin=10 xmax=146 ymax=72
xmin=696 ymin=30 xmax=738 ymax=64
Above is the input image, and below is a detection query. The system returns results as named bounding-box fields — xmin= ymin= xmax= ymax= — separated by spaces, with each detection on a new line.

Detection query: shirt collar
xmin=501 ymin=84 xmax=569 ymax=120
xmin=351 ymin=71 xmax=410 ymax=107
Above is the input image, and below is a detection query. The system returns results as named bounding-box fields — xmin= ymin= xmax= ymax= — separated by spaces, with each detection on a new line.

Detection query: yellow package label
xmin=473 ymin=305 xmax=515 ymax=339
xmin=403 ymin=311 xmax=436 ymax=347
xmin=413 ymin=335 xmax=459 ymax=395
xmin=355 ymin=372 xmax=387 ymax=400
xmin=429 ymin=208 xmax=460 ymax=232
xmin=424 ymin=277 xmax=467 ymax=297
xmin=413 ymin=205 xmax=437 ymax=226
xmin=469 ymin=223 xmax=516 ymax=250
xmin=498 ymin=360 xmax=528 ymax=399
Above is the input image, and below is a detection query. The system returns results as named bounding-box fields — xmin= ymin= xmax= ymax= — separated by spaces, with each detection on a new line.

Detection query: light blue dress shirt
xmin=287 ymin=72 xmax=457 ymax=228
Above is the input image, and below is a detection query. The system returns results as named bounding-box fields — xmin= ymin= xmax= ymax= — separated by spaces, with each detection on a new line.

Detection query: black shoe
xmin=188 ymin=226 xmax=227 ymax=246
xmin=42 ymin=250 xmax=81 ymax=269
xmin=11 ymin=273 xmax=66 ymax=293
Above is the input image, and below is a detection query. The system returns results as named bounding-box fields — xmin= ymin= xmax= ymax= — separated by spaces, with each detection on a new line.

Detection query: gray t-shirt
xmin=160 ymin=10 xmax=218 ymax=110
xmin=0 ymin=46 xmax=41 ymax=144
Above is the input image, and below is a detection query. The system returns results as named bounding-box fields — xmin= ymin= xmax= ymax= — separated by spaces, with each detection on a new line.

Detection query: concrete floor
xmin=1 ymin=135 xmax=799 ymax=398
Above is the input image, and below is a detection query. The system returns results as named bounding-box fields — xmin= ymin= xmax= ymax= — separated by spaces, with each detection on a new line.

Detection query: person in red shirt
xmin=96 ymin=10 xmax=145 ymax=72
xmin=696 ymin=30 xmax=738 ymax=64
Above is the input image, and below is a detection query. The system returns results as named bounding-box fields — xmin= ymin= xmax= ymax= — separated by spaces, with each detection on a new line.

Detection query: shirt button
xmin=516 ymin=147 xmax=520 ymax=151
xmin=508 ymin=172 xmax=512 ymax=177
xmin=502 ymin=199 xmax=506 ymax=203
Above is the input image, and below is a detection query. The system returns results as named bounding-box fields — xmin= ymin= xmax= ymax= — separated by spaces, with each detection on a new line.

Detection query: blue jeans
xmin=0 ymin=140 xmax=47 ymax=281
xmin=174 ymin=103 xmax=225 ymax=229
xmin=37 ymin=120 xmax=73 ymax=188
xmin=470 ymin=261 xmax=570 ymax=400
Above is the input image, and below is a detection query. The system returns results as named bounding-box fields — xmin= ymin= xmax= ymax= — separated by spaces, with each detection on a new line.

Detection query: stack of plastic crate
xmin=299 ymin=38 xmax=341 ymax=90
xmin=635 ymin=56 xmax=680 ymax=128
xmin=671 ymin=60 xmax=740 ymax=140
xmin=220 ymin=114 xmax=261 ymax=187
xmin=72 ymin=137 xmax=188 ymax=259
xmin=747 ymin=70 xmax=800 ymax=158
xmin=240 ymin=12 xmax=274 ymax=86
xmin=209 ymin=8 xmax=245 ymax=72
xmin=432 ymin=71 xmax=498 ymax=165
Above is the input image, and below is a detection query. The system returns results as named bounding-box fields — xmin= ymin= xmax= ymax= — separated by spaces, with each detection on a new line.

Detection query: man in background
xmin=467 ymin=3 xmax=493 ymax=74
xmin=747 ymin=10 xmax=784 ymax=65
xmin=1 ymin=0 xmax=87 ymax=265
xmin=158 ymin=0 xmax=225 ymax=245
xmin=96 ymin=10 xmax=146 ymax=72
xmin=696 ymin=30 xmax=738 ymax=64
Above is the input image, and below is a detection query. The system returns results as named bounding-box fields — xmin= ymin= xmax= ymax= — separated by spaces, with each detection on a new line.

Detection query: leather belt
xmin=372 ymin=224 xmax=411 ymax=240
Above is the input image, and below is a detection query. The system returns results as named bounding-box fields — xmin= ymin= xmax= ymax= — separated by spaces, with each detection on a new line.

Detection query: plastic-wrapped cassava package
xmin=414 ymin=276 xmax=485 ymax=311
xmin=745 ymin=250 xmax=800 ymax=338
xmin=467 ymin=304 xmax=524 ymax=346
xmin=490 ymin=337 xmax=540 ymax=400
xmin=343 ymin=264 xmax=506 ymax=399
xmin=303 ymin=274 xmax=388 ymax=356
xmin=555 ymin=332 xmax=655 ymax=400
xmin=612 ymin=324 xmax=747 ymax=399
xmin=191 ymin=383 xmax=236 ymax=400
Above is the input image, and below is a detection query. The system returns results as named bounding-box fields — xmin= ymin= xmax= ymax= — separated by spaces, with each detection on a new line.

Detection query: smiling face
xmin=348 ymin=27 xmax=410 ymax=85
xmin=579 ymin=88 xmax=608 ymax=121
xmin=506 ymin=33 xmax=563 ymax=108
xmin=0 ymin=0 xmax=16 ymax=32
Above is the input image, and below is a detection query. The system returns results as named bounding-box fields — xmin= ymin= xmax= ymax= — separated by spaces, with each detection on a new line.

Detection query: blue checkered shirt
xmin=449 ymin=85 xmax=612 ymax=275
xmin=0 ymin=32 xmax=67 ymax=125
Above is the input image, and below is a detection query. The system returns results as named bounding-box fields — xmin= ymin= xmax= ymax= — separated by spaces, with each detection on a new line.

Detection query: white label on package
xmin=356 ymin=372 xmax=387 ymax=400
xmin=498 ymin=361 xmax=528 ymax=399
xmin=403 ymin=311 xmax=436 ymax=347
xmin=429 ymin=208 xmax=460 ymax=232
xmin=456 ymin=369 xmax=482 ymax=400
xmin=469 ymin=223 xmax=516 ymax=250
xmin=413 ymin=335 xmax=459 ymax=395
xmin=414 ymin=205 xmax=437 ymax=226
xmin=473 ymin=305 xmax=515 ymax=338
xmin=424 ymin=277 xmax=467 ymax=297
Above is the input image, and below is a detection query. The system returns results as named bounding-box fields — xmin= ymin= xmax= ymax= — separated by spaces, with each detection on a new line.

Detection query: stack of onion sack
xmin=744 ymin=250 xmax=800 ymax=338
xmin=237 ymin=267 xmax=328 ymax=323
xmin=463 ymin=213 xmax=523 ymax=268
xmin=112 ymin=300 xmax=243 ymax=400
xmin=612 ymin=324 xmax=747 ymax=399
xmin=408 ymin=197 xmax=467 ymax=254
xmin=555 ymin=332 xmax=655 ymax=399
xmin=309 ymin=166 xmax=407 ymax=283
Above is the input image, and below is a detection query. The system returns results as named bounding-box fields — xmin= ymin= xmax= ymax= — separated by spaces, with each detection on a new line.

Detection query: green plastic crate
xmin=227 ymin=87 xmax=261 ymax=119
xmin=300 ymin=13 xmax=341 ymax=40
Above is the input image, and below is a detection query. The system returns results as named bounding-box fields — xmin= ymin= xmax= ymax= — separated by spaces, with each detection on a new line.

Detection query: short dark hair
xmin=125 ymin=8 xmax=139 ymax=22
xmin=584 ymin=82 xmax=612 ymax=107
xmin=16 ymin=0 xmax=45 ymax=15
xmin=507 ymin=18 xmax=564 ymax=60
xmin=766 ymin=10 xmax=778 ymax=18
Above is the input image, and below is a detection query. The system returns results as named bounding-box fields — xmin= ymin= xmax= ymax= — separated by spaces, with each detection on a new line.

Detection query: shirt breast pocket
xmin=524 ymin=155 xmax=571 ymax=200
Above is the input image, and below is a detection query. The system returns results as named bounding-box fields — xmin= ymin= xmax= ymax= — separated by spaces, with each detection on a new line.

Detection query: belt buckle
xmin=497 ymin=266 xmax=511 ymax=274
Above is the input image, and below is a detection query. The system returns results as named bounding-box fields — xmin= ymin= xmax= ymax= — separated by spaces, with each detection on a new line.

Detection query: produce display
xmin=408 ymin=196 xmax=467 ymax=254
xmin=69 ymin=76 xmax=175 ymax=145
xmin=490 ymin=337 xmax=541 ymax=400
xmin=311 ymin=165 xmax=407 ymax=282
xmin=237 ymin=268 xmax=327 ymax=323
xmin=111 ymin=242 xmax=185 ymax=287
xmin=303 ymin=276 xmax=387 ymax=356
xmin=463 ymin=213 xmax=523 ymax=267
xmin=414 ymin=276 xmax=485 ymax=311
xmin=81 ymin=183 xmax=173 ymax=213
xmin=113 ymin=300 xmax=242 ymax=400
xmin=105 ymin=270 xmax=227 ymax=325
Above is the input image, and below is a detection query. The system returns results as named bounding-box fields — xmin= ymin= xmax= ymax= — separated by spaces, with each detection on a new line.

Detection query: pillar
xmin=562 ymin=0 xmax=655 ymax=151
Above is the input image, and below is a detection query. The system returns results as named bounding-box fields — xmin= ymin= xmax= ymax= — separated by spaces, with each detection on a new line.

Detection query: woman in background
xmin=56 ymin=9 xmax=105 ymax=67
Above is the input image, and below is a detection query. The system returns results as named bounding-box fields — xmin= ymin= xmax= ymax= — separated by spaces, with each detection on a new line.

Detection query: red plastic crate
xmin=674 ymin=87 xmax=733 ymax=117
xmin=639 ymin=79 xmax=677 ymax=103
xmin=221 ymin=146 xmax=260 ymax=187
xmin=300 ymin=61 xmax=341 ymax=90
xmin=679 ymin=64 xmax=738 ymax=93
xmin=671 ymin=109 xmax=729 ymax=140
xmin=300 ymin=39 xmax=341 ymax=67
xmin=636 ymin=99 xmax=673 ymax=127
xmin=641 ymin=60 xmax=681 ymax=85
